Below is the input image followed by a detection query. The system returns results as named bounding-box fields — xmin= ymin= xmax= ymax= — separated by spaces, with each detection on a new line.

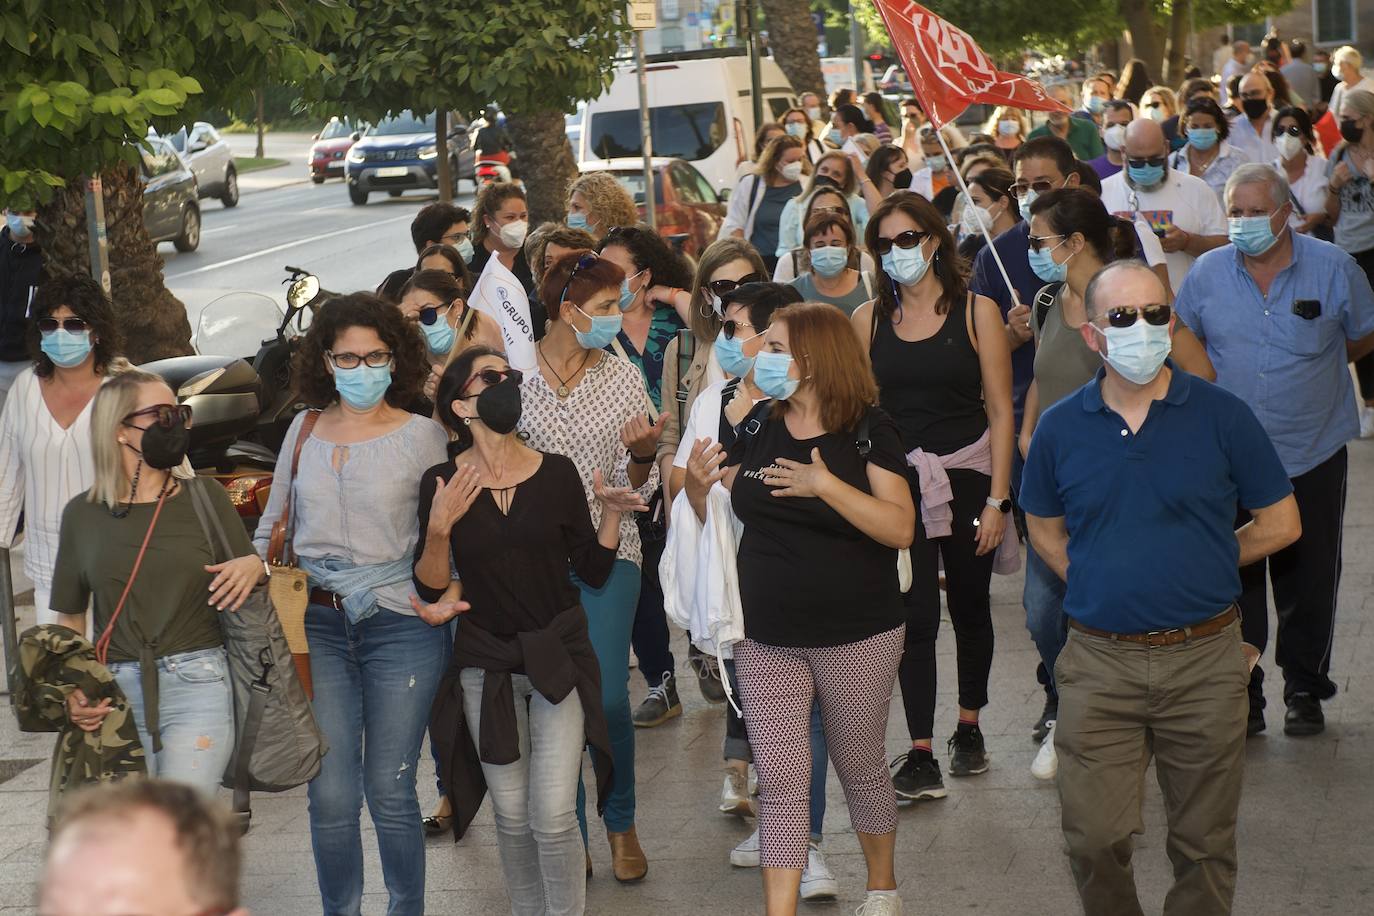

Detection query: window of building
xmin=1314 ymin=0 xmax=1355 ymax=45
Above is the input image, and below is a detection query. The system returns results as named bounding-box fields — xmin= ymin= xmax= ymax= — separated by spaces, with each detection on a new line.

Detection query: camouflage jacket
xmin=14 ymin=624 xmax=147 ymax=822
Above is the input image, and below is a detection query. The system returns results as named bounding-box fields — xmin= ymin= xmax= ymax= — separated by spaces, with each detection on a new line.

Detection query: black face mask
xmin=130 ymin=422 xmax=191 ymax=470
xmin=1241 ymin=98 xmax=1269 ymax=120
xmin=812 ymin=174 xmax=839 ymax=189
xmin=1340 ymin=119 xmax=1364 ymax=144
xmin=891 ymin=168 xmax=913 ymax=189
xmin=474 ymin=378 xmax=522 ymax=434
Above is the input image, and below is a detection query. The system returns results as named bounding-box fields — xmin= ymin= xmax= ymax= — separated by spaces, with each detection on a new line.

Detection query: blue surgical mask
xmin=1127 ymin=162 xmax=1166 ymax=188
xmin=1186 ymin=128 xmax=1218 ymax=151
xmin=1228 ymin=214 xmax=1282 ymax=256
xmin=456 ymin=238 xmax=474 ymax=262
xmin=567 ymin=212 xmax=590 ymax=231
xmin=714 ymin=329 xmax=756 ymax=378
xmin=5 ymin=211 xmax=33 ymax=237
xmin=1094 ymin=321 xmax=1172 ymax=385
xmin=420 ymin=315 xmax=455 ymax=355
xmin=572 ymin=304 xmax=623 ymax=349
xmin=39 ymin=328 xmax=93 ymax=368
xmin=881 ymin=243 xmax=931 ymax=287
xmin=333 ymin=363 xmax=393 ymax=410
xmin=1086 ymin=95 xmax=1106 ymax=115
xmin=785 ymin=122 xmax=807 ymax=138
xmin=1018 ymin=189 xmax=1038 ymax=222
xmin=1028 ymin=240 xmax=1073 ymax=283
xmin=926 ymin=154 xmax=948 ymax=172
xmin=619 ymin=269 xmax=646 ymax=312
xmin=827 ymin=128 xmax=843 ymax=147
xmin=809 ymin=246 xmax=848 ymax=278
xmin=752 ymin=350 xmax=800 ymax=400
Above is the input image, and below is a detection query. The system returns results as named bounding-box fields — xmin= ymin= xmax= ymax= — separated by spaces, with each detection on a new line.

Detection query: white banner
xmin=468 ymin=255 xmax=537 ymax=372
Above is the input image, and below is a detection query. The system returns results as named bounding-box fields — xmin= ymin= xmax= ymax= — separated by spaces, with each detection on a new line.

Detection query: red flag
xmin=871 ymin=0 xmax=1071 ymax=129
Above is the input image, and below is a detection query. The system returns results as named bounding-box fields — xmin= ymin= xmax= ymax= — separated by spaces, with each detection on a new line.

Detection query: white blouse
xmin=1273 ymin=154 xmax=1329 ymax=230
xmin=0 ymin=368 xmax=100 ymax=591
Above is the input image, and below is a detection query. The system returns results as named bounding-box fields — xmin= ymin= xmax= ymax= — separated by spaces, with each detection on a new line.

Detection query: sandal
xmin=423 ymin=814 xmax=454 ymax=836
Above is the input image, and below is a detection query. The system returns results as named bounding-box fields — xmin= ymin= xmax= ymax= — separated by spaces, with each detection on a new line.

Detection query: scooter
xmin=475 ymin=158 xmax=513 ymax=188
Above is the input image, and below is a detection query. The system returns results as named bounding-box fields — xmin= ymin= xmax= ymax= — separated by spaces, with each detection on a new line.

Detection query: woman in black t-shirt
xmin=688 ymin=301 xmax=914 ymax=915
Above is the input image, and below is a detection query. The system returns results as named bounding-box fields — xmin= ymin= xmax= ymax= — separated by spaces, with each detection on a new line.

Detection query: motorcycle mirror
xmin=286 ymin=276 xmax=320 ymax=311
xmin=351 ymin=131 xmax=361 ymax=141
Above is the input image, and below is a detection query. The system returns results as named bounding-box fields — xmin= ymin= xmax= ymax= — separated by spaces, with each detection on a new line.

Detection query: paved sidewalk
xmin=3 ymin=442 xmax=1374 ymax=914
xmin=223 ymin=131 xmax=318 ymax=195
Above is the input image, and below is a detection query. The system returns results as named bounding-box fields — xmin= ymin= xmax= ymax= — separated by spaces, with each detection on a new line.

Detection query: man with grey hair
xmin=1021 ymin=258 xmax=1300 ymax=916
xmin=1174 ymin=161 xmax=1374 ymax=737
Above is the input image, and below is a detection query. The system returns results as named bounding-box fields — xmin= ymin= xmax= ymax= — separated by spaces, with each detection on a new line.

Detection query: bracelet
xmin=262 ymin=560 xmax=272 ymax=579
xmin=630 ymin=452 xmax=656 ymax=465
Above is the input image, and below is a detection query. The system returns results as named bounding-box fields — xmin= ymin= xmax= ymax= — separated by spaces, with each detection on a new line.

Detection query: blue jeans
xmin=573 ymin=559 xmax=640 ymax=838
xmin=1024 ymin=537 xmax=1068 ymax=700
xmin=461 ymin=668 xmax=586 ymax=915
xmin=109 ymin=646 xmax=234 ymax=797
xmin=305 ymin=605 xmax=448 ymax=916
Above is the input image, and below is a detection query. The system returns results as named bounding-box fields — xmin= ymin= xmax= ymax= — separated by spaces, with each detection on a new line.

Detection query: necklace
xmin=539 ymin=342 xmax=592 ymax=398
xmin=111 ymin=461 xmax=174 ymax=519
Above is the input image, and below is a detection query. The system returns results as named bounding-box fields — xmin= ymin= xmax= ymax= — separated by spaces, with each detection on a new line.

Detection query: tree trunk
xmin=508 ymin=109 xmax=577 ymax=227
xmin=1118 ymin=0 xmax=1165 ymax=81
xmin=1165 ymin=0 xmax=1191 ymax=85
xmin=36 ymin=164 xmax=193 ymax=364
xmin=757 ymin=0 xmax=825 ymax=99
xmin=435 ymin=109 xmax=453 ymax=203
xmin=255 ymin=89 xmax=266 ymax=160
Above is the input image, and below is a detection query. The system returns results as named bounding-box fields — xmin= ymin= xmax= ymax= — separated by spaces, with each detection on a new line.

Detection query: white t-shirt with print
xmin=1101 ymin=169 xmax=1227 ymax=291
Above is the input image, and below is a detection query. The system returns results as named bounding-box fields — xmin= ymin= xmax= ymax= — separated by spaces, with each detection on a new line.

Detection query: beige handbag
xmin=266 ymin=410 xmax=321 ymax=697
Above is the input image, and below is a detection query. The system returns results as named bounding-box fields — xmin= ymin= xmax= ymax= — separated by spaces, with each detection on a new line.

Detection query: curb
xmin=240 ymin=175 xmax=313 ymax=196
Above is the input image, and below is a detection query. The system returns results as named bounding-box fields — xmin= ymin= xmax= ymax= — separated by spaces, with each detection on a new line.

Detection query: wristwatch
xmin=986 ymin=496 xmax=1012 ymax=513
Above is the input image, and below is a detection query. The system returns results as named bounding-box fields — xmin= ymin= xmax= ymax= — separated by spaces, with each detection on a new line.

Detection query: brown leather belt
xmin=1068 ymin=606 xmax=1239 ymax=647
xmin=310 ymin=587 xmax=343 ymax=611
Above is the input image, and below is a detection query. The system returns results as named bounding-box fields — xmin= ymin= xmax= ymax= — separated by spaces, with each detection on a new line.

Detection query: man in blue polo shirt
xmin=1174 ymin=163 xmax=1374 ymax=737
xmin=1021 ymin=261 xmax=1300 ymax=916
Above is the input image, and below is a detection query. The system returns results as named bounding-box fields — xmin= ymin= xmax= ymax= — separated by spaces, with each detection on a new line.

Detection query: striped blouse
xmin=0 ymin=368 xmax=101 ymax=591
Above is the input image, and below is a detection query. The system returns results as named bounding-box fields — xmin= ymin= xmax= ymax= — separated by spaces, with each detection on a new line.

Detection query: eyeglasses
xmin=872 ymin=229 xmax=929 ymax=255
xmin=1102 ymin=304 xmax=1172 ymax=328
xmin=122 ymin=403 xmax=193 ymax=430
xmin=721 ymin=319 xmax=759 ymax=340
xmin=440 ymin=230 xmax=468 ymax=245
xmin=810 ymin=205 xmax=846 ymax=216
xmin=327 ymin=350 xmax=393 ymax=369
xmin=1027 ymin=233 xmax=1067 ymax=253
xmin=1009 ymin=178 xmax=1060 ymax=198
xmin=36 ymin=317 xmax=90 ymax=333
xmin=418 ymin=302 xmax=456 ymax=326
xmin=1273 ymin=124 xmax=1303 ymax=138
xmin=460 ymin=367 xmax=523 ymax=396
xmin=560 ymin=253 xmax=599 ymax=305
xmin=1125 ymin=155 xmax=1167 ymax=169
xmin=706 ymin=274 xmax=763 ymax=297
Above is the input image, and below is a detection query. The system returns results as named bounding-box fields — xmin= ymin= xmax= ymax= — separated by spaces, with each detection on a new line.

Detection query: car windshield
xmin=319 ymin=120 xmax=353 ymax=140
xmin=371 ymin=112 xmax=434 ymax=136
xmin=588 ymin=103 xmax=726 ymax=162
xmin=162 ymin=128 xmax=188 ymax=152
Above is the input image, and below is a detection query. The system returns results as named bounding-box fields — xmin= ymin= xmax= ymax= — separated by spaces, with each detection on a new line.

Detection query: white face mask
xmin=959 ymin=201 xmax=996 ymax=237
xmin=1103 ymin=124 xmax=1127 ymax=151
xmin=1275 ymin=133 xmax=1304 ymax=161
xmin=497 ymin=219 xmax=528 ymax=249
xmin=779 ymin=161 xmax=804 ymax=183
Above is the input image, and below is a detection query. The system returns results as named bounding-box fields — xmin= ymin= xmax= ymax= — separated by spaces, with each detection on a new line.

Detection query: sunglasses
xmin=328 ymin=350 xmax=393 ymax=369
xmin=460 ymin=367 xmax=522 ymax=396
xmin=418 ymin=302 xmax=456 ymax=326
xmin=123 ymin=403 xmax=193 ymax=430
xmin=1009 ymin=178 xmax=1060 ymax=198
xmin=560 ymin=253 xmax=599 ymax=304
xmin=1125 ymin=155 xmax=1167 ymax=169
xmin=721 ymin=319 xmax=760 ymax=340
xmin=810 ymin=205 xmax=846 ymax=216
xmin=706 ymin=274 xmax=763 ymax=297
xmin=872 ymin=229 xmax=929 ymax=256
xmin=1103 ymin=304 xmax=1172 ymax=328
xmin=1027 ymin=233 xmax=1066 ymax=253
xmin=1273 ymin=124 xmax=1303 ymax=138
xmin=37 ymin=317 xmax=90 ymax=333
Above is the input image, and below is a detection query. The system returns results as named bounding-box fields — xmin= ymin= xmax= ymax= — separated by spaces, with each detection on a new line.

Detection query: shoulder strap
xmin=189 ymin=477 xmax=235 ymax=564
xmin=746 ymin=173 xmax=763 ymax=214
xmin=861 ymin=270 xmax=873 ymax=298
xmin=1033 ymin=282 xmax=1064 ymax=337
xmin=94 ymin=486 xmax=173 ymax=665
xmin=854 ymin=408 xmax=872 ymax=458
xmin=791 ymin=249 xmax=801 ymax=275
xmin=267 ymin=409 xmax=321 ymax=567
xmin=717 ymin=378 xmax=744 ymax=445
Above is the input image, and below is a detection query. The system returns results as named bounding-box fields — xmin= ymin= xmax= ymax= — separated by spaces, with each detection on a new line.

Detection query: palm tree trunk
xmin=507 ymin=110 xmax=577 ymax=227
xmin=757 ymin=0 xmax=825 ymax=99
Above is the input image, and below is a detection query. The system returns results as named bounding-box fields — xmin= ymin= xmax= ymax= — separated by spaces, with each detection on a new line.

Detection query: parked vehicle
xmin=140 ymin=136 xmax=201 ymax=253
xmin=578 ymin=49 xmax=797 ymax=196
xmin=578 ymin=158 xmax=725 ymax=259
xmin=310 ymin=117 xmax=359 ymax=183
xmin=344 ymin=110 xmax=476 ymax=205
xmin=159 ymin=122 xmax=238 ymax=207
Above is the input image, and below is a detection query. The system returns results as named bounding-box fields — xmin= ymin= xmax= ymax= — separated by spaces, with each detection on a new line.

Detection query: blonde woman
xmin=1328 ymin=46 xmax=1374 ymax=120
xmin=989 ymin=106 xmax=1029 ymax=157
xmin=567 ymin=171 xmax=640 ymax=242
xmin=1141 ymin=85 xmax=1181 ymax=148
xmin=50 ymin=369 xmax=260 ymax=795
xmin=720 ymin=134 xmax=811 ymax=273
xmin=525 ymin=222 xmax=597 ymax=290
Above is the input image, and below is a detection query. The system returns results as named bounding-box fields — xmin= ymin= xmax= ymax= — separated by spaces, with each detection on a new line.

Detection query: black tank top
xmin=870 ymin=294 xmax=988 ymax=455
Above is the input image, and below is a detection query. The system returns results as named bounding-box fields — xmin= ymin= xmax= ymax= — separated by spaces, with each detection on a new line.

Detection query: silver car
xmin=163 ymin=122 xmax=239 ymax=208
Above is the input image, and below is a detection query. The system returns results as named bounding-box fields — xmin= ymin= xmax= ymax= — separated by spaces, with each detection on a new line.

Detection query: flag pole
xmin=931 ymin=125 xmax=1021 ymax=308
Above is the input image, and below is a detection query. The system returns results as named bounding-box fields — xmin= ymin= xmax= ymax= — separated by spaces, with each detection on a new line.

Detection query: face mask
xmin=39 ymin=328 xmax=94 ymax=368
xmin=714 ymin=328 xmax=756 ymax=378
xmin=780 ymin=161 xmax=804 ymax=183
xmin=1086 ymin=95 xmax=1106 ymax=115
xmin=805 ymin=106 xmax=821 ymax=121
xmin=1094 ymin=321 xmax=1172 ymax=386
xmin=1275 ymin=133 xmax=1304 ymax=160
xmin=334 ymin=364 xmax=392 ymax=410
xmin=1103 ymin=124 xmax=1127 ymax=151
xmin=925 ymin=154 xmax=947 ymax=172
xmin=785 ymin=123 xmax=807 ymax=139
xmin=1228 ymin=214 xmax=1283 ymax=256
xmin=1028 ymin=240 xmax=1073 ymax=282
xmin=472 ymin=378 xmax=522 ymax=434
xmin=752 ymin=350 xmax=800 ymax=400
xmin=882 ymin=242 xmax=931 ymax=287
xmin=1127 ymin=162 xmax=1166 ymax=189
xmin=827 ymin=128 xmax=843 ymax=147
xmin=891 ymin=168 xmax=913 ymax=189
xmin=1241 ymin=98 xmax=1269 ymax=120
xmin=960 ymin=202 xmax=994 ymax=237
xmin=809 ymin=246 xmax=848 ymax=278
xmin=1314 ymin=63 xmax=1328 ymax=75
xmin=998 ymin=119 xmax=1019 ymax=136
xmin=572 ymin=303 xmax=622 ymax=349
xmin=1145 ymin=106 xmax=1167 ymax=123
xmin=619 ymin=269 xmax=646 ymax=311
xmin=812 ymin=174 xmax=839 ymax=190
xmin=420 ymin=314 xmax=455 ymax=355
xmin=456 ymin=238 xmax=474 ymax=262
xmin=5 ymin=212 xmax=33 ymax=237
xmin=1339 ymin=119 xmax=1364 ymax=144
xmin=1018 ymin=189 xmax=1038 ymax=222
xmin=497 ymin=219 xmax=528 ymax=249
xmin=1187 ymin=128 xmax=1219 ymax=151
xmin=132 ymin=421 xmax=191 ymax=471
xmin=706 ymin=291 xmax=724 ymax=317
xmin=567 ymin=212 xmax=590 ymax=231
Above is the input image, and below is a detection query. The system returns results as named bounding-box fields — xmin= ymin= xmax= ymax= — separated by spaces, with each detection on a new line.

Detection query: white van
xmin=579 ymin=50 xmax=797 ymax=196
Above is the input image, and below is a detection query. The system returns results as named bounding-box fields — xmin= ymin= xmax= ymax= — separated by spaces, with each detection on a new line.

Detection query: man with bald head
xmin=1100 ymin=118 xmax=1228 ymax=292
xmin=1220 ymin=40 xmax=1252 ymax=104
xmin=1020 ymin=259 xmax=1300 ymax=916
xmin=1229 ymin=70 xmax=1279 ymax=162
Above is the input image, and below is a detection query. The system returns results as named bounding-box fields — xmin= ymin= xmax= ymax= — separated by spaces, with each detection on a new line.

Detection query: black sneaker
xmin=1032 ymin=694 xmax=1058 ymax=744
xmin=1247 ymin=699 xmax=1267 ymax=736
xmin=1283 ymin=693 xmax=1324 ymax=737
xmin=890 ymin=752 xmax=947 ymax=800
xmin=632 ymin=672 xmax=682 ymax=727
xmin=948 ymin=726 xmax=990 ymax=777
xmin=687 ymin=644 xmax=727 ymax=705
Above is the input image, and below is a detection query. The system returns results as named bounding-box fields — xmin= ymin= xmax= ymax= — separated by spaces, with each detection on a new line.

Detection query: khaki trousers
xmin=1054 ymin=619 xmax=1250 ymax=916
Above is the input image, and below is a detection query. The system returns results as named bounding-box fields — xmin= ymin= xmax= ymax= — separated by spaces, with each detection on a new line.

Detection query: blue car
xmin=345 ymin=110 xmax=476 ymax=205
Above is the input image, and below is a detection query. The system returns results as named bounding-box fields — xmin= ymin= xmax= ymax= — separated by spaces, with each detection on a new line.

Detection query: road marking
xmin=166 ymin=213 xmax=414 ymax=279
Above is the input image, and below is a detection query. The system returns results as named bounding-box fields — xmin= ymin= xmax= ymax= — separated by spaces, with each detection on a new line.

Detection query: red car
xmin=578 ymin=158 xmax=726 ymax=260
xmin=309 ymin=117 xmax=359 ymax=183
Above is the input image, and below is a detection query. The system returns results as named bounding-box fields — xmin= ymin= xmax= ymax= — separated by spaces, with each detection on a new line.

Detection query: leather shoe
xmin=606 ymin=825 xmax=648 ymax=883
xmin=1284 ymin=693 xmax=1325 ymax=737
xmin=585 ymin=847 xmax=593 ymax=878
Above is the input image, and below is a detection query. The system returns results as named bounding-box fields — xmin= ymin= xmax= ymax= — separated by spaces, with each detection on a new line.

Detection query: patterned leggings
xmin=735 ymin=625 xmax=905 ymax=869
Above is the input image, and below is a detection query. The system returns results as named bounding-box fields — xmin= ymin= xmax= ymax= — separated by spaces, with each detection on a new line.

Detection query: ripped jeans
xmin=109 ymin=646 xmax=235 ymax=796
xmin=304 ymin=603 xmax=448 ymax=916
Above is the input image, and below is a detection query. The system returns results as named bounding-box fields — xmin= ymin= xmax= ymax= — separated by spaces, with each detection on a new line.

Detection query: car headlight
xmin=347 ymin=147 xmax=365 ymax=163
xmin=417 ymin=145 xmax=438 ymax=160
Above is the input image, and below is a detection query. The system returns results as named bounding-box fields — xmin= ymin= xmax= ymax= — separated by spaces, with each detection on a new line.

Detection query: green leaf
xmin=92 ymin=20 xmax=118 ymax=53
xmin=146 ymin=87 xmax=181 ymax=107
xmin=5 ymin=17 xmax=29 ymax=54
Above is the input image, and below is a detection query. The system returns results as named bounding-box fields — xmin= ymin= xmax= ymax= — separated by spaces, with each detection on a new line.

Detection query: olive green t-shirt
xmin=1031 ymin=285 xmax=1105 ymax=411
xmin=50 ymin=481 xmax=255 ymax=663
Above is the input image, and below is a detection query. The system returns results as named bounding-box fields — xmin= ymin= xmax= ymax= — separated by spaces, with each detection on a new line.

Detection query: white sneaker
xmin=720 ymin=770 xmax=754 ymax=816
xmin=1361 ymin=406 xmax=1374 ymax=439
xmin=729 ymin=828 xmax=760 ymax=867
xmin=1031 ymin=721 xmax=1058 ymax=781
xmin=855 ymin=891 xmax=902 ymax=915
xmin=800 ymin=843 xmax=839 ymax=900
